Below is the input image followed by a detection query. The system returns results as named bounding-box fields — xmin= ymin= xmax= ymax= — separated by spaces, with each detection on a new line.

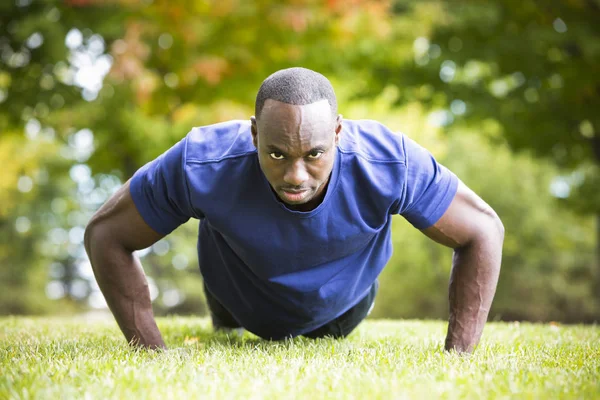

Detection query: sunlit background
xmin=1 ymin=0 xmax=598 ymax=323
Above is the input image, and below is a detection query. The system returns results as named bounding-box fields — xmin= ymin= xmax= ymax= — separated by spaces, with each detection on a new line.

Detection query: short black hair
xmin=255 ymin=67 xmax=337 ymax=119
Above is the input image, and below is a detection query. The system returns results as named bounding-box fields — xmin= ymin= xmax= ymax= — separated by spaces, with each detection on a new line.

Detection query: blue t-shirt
xmin=130 ymin=119 xmax=458 ymax=339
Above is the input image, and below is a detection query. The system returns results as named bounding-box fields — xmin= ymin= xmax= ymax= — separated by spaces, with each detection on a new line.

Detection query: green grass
xmin=1 ymin=316 xmax=598 ymax=399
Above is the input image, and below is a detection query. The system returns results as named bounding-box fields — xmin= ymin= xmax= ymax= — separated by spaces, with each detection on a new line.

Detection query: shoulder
xmin=338 ymin=119 xmax=408 ymax=164
xmin=185 ymin=120 xmax=255 ymax=164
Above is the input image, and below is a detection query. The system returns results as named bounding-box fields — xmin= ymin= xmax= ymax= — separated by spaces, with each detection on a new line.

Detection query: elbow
xmin=482 ymin=207 xmax=505 ymax=244
xmin=490 ymin=212 xmax=504 ymax=241
xmin=495 ymin=215 xmax=505 ymax=241
xmin=84 ymin=216 xmax=110 ymax=262
xmin=84 ymin=219 xmax=101 ymax=278
xmin=83 ymin=219 xmax=96 ymax=258
xmin=488 ymin=208 xmax=504 ymax=241
xmin=84 ymin=214 xmax=102 ymax=255
xmin=84 ymin=218 xmax=123 ymax=279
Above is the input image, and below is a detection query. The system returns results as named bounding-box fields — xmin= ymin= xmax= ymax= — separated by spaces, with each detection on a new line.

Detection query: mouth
xmin=280 ymin=188 xmax=310 ymax=203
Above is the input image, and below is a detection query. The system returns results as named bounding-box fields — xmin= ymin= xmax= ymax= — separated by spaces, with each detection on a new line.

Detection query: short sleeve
xmin=398 ymin=135 xmax=458 ymax=229
xmin=129 ymin=137 xmax=196 ymax=236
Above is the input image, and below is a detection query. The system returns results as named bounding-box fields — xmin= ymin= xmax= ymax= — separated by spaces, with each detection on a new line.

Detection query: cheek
xmin=308 ymin=158 xmax=334 ymax=182
xmin=259 ymin=156 xmax=283 ymax=182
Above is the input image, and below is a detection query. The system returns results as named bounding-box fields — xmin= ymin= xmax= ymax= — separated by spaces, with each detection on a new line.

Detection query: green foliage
xmin=0 ymin=0 xmax=596 ymax=323
xmin=446 ymin=134 xmax=596 ymax=322
xmin=363 ymin=0 xmax=600 ymax=212
xmin=0 ymin=0 xmax=390 ymax=314
xmin=1 ymin=317 xmax=599 ymax=399
xmin=0 ymin=0 xmax=131 ymax=314
xmin=350 ymin=94 xmax=597 ymax=323
xmin=0 ymin=131 xmax=74 ymax=314
xmin=376 ymin=132 xmax=597 ymax=322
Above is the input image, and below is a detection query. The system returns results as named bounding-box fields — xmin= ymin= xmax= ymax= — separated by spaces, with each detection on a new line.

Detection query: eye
xmin=269 ymin=152 xmax=285 ymax=160
xmin=307 ymin=150 xmax=324 ymax=160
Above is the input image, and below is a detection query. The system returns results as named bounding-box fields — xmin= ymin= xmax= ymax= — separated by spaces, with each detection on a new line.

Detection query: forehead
xmin=257 ymin=99 xmax=334 ymax=151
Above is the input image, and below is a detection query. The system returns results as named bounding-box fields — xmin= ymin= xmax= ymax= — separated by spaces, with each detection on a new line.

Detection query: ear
xmin=250 ymin=116 xmax=258 ymax=148
xmin=334 ymin=114 xmax=343 ymax=145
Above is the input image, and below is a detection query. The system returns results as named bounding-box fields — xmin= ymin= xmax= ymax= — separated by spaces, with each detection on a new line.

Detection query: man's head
xmin=251 ymin=67 xmax=343 ymax=211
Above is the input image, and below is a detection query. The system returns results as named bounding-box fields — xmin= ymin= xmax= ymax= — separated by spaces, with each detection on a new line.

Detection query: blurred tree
xmin=360 ymin=0 xmax=600 ymax=290
xmin=0 ymin=0 xmax=129 ymax=313
xmin=375 ymin=129 xmax=597 ymax=322
xmin=52 ymin=0 xmax=393 ymax=175
xmin=1 ymin=0 xmax=596 ymax=322
xmin=344 ymin=95 xmax=596 ymax=323
xmin=49 ymin=0 xmax=397 ymax=315
xmin=0 ymin=0 xmax=396 ymax=314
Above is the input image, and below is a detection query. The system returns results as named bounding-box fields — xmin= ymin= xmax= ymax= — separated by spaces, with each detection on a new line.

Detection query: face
xmin=251 ymin=99 xmax=343 ymax=212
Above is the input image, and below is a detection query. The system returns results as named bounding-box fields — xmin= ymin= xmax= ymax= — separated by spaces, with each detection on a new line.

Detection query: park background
xmin=1 ymin=0 xmax=598 ymax=324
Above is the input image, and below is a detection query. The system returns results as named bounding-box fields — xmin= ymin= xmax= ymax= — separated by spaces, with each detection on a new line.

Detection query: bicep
xmin=85 ymin=179 xmax=165 ymax=252
xmin=420 ymin=180 xmax=502 ymax=249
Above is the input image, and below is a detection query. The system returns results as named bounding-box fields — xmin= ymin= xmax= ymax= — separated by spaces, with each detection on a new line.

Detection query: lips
xmin=280 ymin=189 xmax=309 ymax=203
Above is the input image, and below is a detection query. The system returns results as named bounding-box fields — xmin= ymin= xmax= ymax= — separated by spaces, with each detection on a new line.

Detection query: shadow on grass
xmin=163 ymin=325 xmax=338 ymax=351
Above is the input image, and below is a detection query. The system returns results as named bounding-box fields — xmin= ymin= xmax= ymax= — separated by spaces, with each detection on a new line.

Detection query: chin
xmin=277 ymin=189 xmax=316 ymax=208
xmin=281 ymin=194 xmax=313 ymax=205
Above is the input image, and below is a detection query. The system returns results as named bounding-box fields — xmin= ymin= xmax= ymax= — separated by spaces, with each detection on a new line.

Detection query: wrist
xmin=444 ymin=333 xmax=476 ymax=353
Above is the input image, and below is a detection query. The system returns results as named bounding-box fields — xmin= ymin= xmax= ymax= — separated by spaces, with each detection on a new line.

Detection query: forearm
xmin=444 ymin=224 xmax=503 ymax=353
xmin=85 ymin=229 xmax=165 ymax=349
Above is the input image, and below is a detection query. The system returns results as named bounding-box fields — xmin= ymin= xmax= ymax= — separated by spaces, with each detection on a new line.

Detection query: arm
xmin=421 ymin=180 xmax=504 ymax=353
xmin=84 ymin=180 xmax=166 ymax=349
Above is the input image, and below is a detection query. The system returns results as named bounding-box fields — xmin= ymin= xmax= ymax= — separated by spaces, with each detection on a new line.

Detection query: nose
xmin=283 ymin=160 xmax=309 ymax=187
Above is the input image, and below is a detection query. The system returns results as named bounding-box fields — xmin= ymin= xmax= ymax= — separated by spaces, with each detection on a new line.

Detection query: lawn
xmin=1 ymin=316 xmax=598 ymax=399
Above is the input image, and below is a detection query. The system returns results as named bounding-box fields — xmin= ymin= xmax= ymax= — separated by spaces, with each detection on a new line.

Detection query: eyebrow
xmin=266 ymin=144 xmax=328 ymax=156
